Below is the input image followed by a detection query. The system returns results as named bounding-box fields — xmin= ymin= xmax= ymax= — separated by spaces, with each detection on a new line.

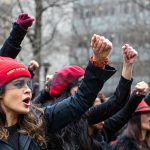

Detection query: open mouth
xmin=23 ymin=98 xmax=30 ymax=106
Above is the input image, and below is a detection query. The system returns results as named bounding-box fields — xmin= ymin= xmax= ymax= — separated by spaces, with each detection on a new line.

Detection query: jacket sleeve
xmin=0 ymin=23 xmax=27 ymax=58
xmin=32 ymin=89 xmax=51 ymax=105
xmin=102 ymin=91 xmax=144 ymax=142
xmin=44 ymin=62 xmax=116 ymax=133
xmin=144 ymin=92 xmax=150 ymax=105
xmin=87 ymin=76 xmax=132 ymax=125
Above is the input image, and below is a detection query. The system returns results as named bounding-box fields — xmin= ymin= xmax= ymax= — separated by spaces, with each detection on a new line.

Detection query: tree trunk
xmin=32 ymin=0 xmax=43 ymax=82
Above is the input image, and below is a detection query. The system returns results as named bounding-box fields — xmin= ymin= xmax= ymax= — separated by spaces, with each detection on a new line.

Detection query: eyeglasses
xmin=5 ymin=77 xmax=33 ymax=91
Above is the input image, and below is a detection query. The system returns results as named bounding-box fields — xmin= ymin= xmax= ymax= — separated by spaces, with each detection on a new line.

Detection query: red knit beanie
xmin=0 ymin=56 xmax=31 ymax=87
xmin=49 ymin=65 xmax=85 ymax=96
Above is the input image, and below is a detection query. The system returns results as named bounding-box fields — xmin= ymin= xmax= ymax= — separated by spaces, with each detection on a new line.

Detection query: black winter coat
xmin=92 ymin=91 xmax=145 ymax=150
xmin=112 ymin=135 xmax=150 ymax=150
xmin=0 ymin=61 xmax=116 ymax=150
xmin=36 ymin=76 xmax=133 ymax=150
xmin=0 ymin=23 xmax=35 ymax=77
xmin=0 ymin=23 xmax=27 ymax=58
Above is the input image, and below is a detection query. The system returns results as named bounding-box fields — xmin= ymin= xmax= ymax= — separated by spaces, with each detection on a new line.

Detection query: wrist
xmin=123 ymin=64 xmax=133 ymax=71
xmin=123 ymin=62 xmax=134 ymax=67
xmin=16 ymin=23 xmax=28 ymax=31
xmin=90 ymin=56 xmax=109 ymax=69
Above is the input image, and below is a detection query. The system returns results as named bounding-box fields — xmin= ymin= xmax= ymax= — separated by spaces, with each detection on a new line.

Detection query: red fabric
xmin=135 ymin=100 xmax=150 ymax=113
xmin=0 ymin=56 xmax=31 ymax=87
xmin=111 ymin=140 xmax=117 ymax=145
xmin=49 ymin=65 xmax=85 ymax=96
xmin=16 ymin=13 xmax=34 ymax=30
xmin=90 ymin=56 xmax=109 ymax=69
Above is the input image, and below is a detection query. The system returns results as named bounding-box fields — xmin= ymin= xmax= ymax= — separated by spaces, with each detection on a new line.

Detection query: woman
xmin=0 ymin=34 xmax=115 ymax=150
xmin=114 ymin=99 xmax=150 ymax=150
xmin=89 ymin=81 xmax=149 ymax=150
xmin=32 ymin=43 xmax=138 ymax=150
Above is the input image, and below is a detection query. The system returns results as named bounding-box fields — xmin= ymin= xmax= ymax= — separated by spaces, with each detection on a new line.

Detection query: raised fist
xmin=122 ymin=44 xmax=138 ymax=65
xmin=16 ymin=13 xmax=34 ymax=30
xmin=91 ymin=34 xmax=112 ymax=62
xmin=28 ymin=60 xmax=39 ymax=72
xmin=45 ymin=74 xmax=54 ymax=93
xmin=135 ymin=81 xmax=149 ymax=96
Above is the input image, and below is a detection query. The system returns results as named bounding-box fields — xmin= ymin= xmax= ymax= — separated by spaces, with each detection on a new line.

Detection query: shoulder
xmin=114 ymin=135 xmax=139 ymax=150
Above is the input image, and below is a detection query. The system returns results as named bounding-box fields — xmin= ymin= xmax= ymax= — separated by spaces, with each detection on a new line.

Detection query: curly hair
xmin=0 ymin=103 xmax=47 ymax=149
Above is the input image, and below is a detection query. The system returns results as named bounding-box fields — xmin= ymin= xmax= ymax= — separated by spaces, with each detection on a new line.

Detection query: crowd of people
xmin=0 ymin=13 xmax=150 ymax=150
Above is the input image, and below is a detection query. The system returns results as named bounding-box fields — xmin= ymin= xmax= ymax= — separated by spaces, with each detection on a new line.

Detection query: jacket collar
xmin=19 ymin=134 xmax=41 ymax=150
xmin=19 ymin=134 xmax=31 ymax=150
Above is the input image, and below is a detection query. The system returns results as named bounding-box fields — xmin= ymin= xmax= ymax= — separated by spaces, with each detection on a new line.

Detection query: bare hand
xmin=91 ymin=34 xmax=112 ymax=62
xmin=135 ymin=81 xmax=149 ymax=96
xmin=28 ymin=60 xmax=39 ymax=71
xmin=45 ymin=74 xmax=53 ymax=92
xmin=122 ymin=44 xmax=138 ymax=65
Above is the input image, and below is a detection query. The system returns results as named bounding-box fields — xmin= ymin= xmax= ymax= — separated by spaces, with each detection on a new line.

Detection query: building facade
xmin=71 ymin=0 xmax=150 ymax=95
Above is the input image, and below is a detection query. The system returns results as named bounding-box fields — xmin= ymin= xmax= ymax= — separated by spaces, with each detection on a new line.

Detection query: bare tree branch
xmin=132 ymin=0 xmax=150 ymax=11
xmin=41 ymin=20 xmax=61 ymax=47
xmin=42 ymin=0 xmax=77 ymax=12
xmin=17 ymin=0 xmax=24 ymax=13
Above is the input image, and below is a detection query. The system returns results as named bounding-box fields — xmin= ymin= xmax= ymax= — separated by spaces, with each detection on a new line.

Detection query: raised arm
xmin=103 ymin=81 xmax=149 ymax=142
xmin=0 ymin=13 xmax=34 ymax=58
xmin=87 ymin=44 xmax=138 ymax=125
xmin=44 ymin=34 xmax=116 ymax=133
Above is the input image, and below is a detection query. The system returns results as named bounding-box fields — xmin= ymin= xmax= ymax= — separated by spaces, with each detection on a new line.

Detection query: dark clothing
xmin=112 ymin=135 xmax=150 ymax=150
xmin=144 ymin=92 xmax=150 ymax=105
xmin=0 ymin=23 xmax=27 ymax=58
xmin=7 ymin=124 xmax=20 ymax=150
xmin=87 ymin=76 xmax=132 ymax=125
xmin=101 ymin=91 xmax=144 ymax=142
xmin=0 ymin=23 xmax=36 ymax=79
xmin=93 ymin=91 xmax=145 ymax=150
xmin=33 ymin=89 xmax=51 ymax=105
xmin=0 ymin=135 xmax=40 ymax=150
xmin=42 ymin=76 xmax=133 ymax=150
xmin=0 ymin=62 xmax=116 ymax=150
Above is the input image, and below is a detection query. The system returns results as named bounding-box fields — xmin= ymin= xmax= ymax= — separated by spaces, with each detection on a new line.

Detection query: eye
xmin=14 ymin=80 xmax=25 ymax=88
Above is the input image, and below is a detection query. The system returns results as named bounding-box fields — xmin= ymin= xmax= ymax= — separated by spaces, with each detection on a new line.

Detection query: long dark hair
xmin=48 ymin=118 xmax=92 ymax=150
xmin=122 ymin=113 xmax=150 ymax=149
xmin=47 ymin=83 xmax=92 ymax=150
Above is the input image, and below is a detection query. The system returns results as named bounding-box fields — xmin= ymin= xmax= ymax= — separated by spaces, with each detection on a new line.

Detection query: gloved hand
xmin=16 ymin=13 xmax=34 ymax=30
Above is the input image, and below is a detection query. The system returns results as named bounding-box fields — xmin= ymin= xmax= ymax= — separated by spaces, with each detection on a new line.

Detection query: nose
xmin=24 ymin=84 xmax=32 ymax=94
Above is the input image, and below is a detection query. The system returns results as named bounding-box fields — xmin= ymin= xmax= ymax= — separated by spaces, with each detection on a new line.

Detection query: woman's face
xmin=141 ymin=112 xmax=150 ymax=130
xmin=0 ymin=77 xmax=32 ymax=115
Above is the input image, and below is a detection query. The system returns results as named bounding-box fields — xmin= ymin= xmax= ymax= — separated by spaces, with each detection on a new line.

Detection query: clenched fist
xmin=91 ymin=34 xmax=112 ymax=62
xmin=135 ymin=81 xmax=149 ymax=96
xmin=28 ymin=60 xmax=39 ymax=71
xmin=16 ymin=13 xmax=34 ymax=30
xmin=122 ymin=44 xmax=138 ymax=65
